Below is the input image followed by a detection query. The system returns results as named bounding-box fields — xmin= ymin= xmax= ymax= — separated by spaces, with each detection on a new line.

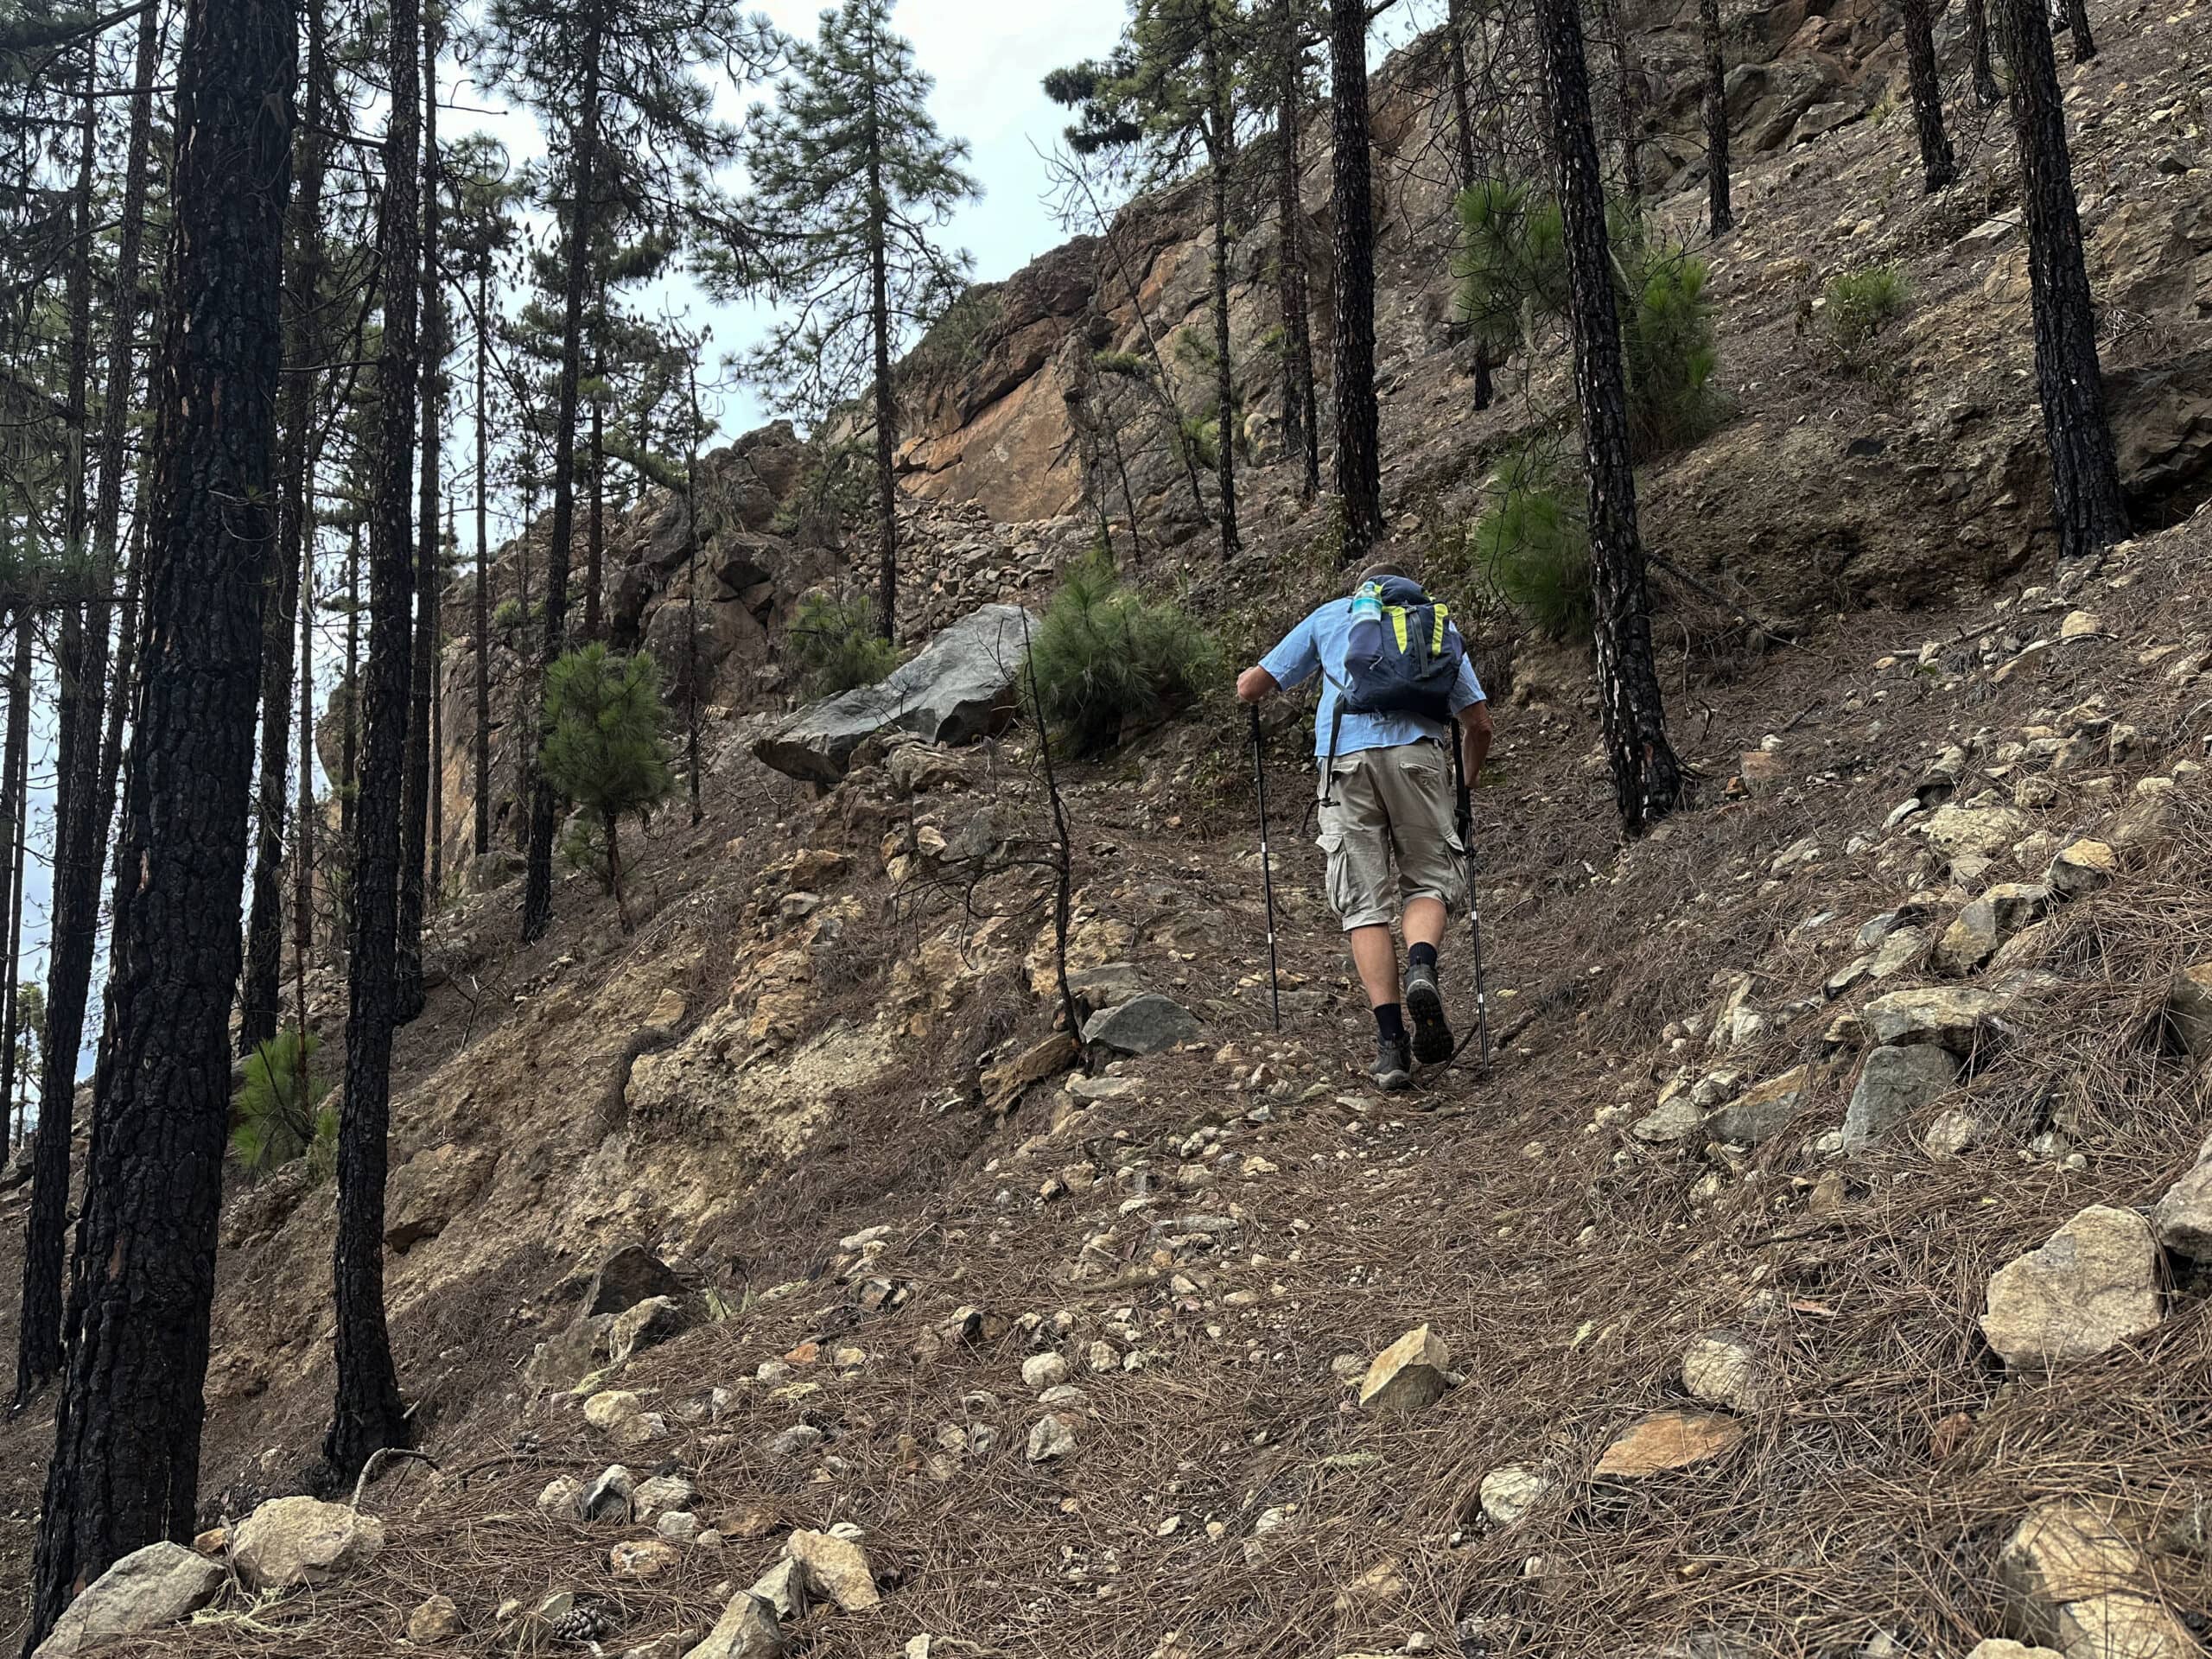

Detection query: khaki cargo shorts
xmin=1314 ymin=741 xmax=1465 ymax=931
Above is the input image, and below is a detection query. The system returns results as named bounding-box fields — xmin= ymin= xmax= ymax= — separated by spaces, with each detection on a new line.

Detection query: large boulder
xmin=32 ymin=1542 xmax=226 ymax=1657
xmin=230 ymin=1497 xmax=386 ymax=1591
xmin=1980 ymin=1206 xmax=2163 ymax=1371
xmin=755 ymin=604 xmax=1042 ymax=785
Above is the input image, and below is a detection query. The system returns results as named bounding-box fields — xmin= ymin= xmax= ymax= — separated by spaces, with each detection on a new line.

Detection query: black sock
xmin=1409 ymin=942 xmax=1438 ymax=971
xmin=1374 ymin=1003 xmax=1406 ymax=1042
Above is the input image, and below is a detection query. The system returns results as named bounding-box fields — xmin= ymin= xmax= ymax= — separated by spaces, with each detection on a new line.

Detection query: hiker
xmin=1236 ymin=561 xmax=1493 ymax=1091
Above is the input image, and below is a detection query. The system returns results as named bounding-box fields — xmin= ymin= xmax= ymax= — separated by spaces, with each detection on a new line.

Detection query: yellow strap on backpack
xmin=1432 ymin=604 xmax=1448 ymax=654
xmin=1386 ymin=606 xmax=1408 ymax=652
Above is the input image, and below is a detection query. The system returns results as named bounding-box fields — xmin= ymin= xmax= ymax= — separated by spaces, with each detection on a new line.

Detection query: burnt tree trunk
xmin=320 ymin=0 xmax=419 ymax=1489
xmin=1593 ymin=0 xmax=1643 ymax=200
xmin=397 ymin=13 xmax=442 ymax=1023
xmin=1997 ymin=0 xmax=2126 ymax=558
xmin=1445 ymin=0 xmax=1495 ymax=410
xmin=1531 ymin=0 xmax=1684 ymax=834
xmin=0 ymin=622 xmax=27 ymax=1157
xmin=1902 ymin=0 xmax=1956 ymax=193
xmin=521 ymin=14 xmax=604 ymax=941
xmin=1700 ymin=0 xmax=1732 ymax=232
xmin=1200 ymin=10 xmax=1240 ymax=560
xmin=867 ymin=87 xmax=899 ymax=642
xmin=340 ymin=518 xmax=361 ymax=855
xmin=25 ymin=0 xmax=293 ymax=1634
xmin=1272 ymin=0 xmax=1319 ymax=499
xmin=1966 ymin=0 xmax=2002 ymax=105
xmin=240 ymin=0 xmax=329 ymax=1057
xmin=2063 ymin=0 xmax=2094 ymax=60
xmin=18 ymin=54 xmax=107 ymax=1408
xmin=1327 ymin=0 xmax=1383 ymax=563
xmin=473 ymin=264 xmax=492 ymax=858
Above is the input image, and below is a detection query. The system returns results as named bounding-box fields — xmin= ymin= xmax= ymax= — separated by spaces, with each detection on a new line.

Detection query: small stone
xmin=765 ymin=1424 xmax=824 ymax=1461
xmin=2047 ymin=839 xmax=2118 ymax=898
xmin=1027 ymin=1413 xmax=1077 ymax=1461
xmin=2152 ymin=1133 xmax=2212 ymax=1259
xmin=583 ymin=1465 xmax=636 ymax=1522
xmin=1020 ymin=1351 xmax=1070 ymax=1391
xmin=1859 ymin=985 xmax=2016 ymax=1052
xmin=611 ymin=1539 xmax=683 ymax=1581
xmin=2058 ymin=610 xmax=2103 ymax=640
xmin=1703 ymin=1065 xmax=1811 ymax=1147
xmin=657 ymin=1511 xmax=701 ymax=1542
xmin=610 ymin=1295 xmax=690 ymax=1363
xmin=632 ymin=1474 xmax=698 ymax=1520
xmin=1998 ymin=1503 xmax=2196 ymax=1658
xmin=1964 ymin=1643 xmax=2063 ymax=1659
xmin=584 ymin=1389 xmax=665 ymax=1447
xmin=407 ymin=1594 xmax=464 ymax=1644
xmin=1980 ymin=1205 xmax=2162 ymax=1370
xmin=1477 ymin=1465 xmax=1552 ymax=1526
xmin=785 ymin=1528 xmax=879 ymax=1611
xmin=1357 ymin=1325 xmax=1451 ymax=1413
xmin=1924 ymin=1108 xmax=1986 ymax=1160
xmin=2163 ymin=963 xmax=2212 ymax=1060
xmin=1592 ymin=1409 xmax=1746 ymax=1478
xmin=1680 ymin=1331 xmax=1762 ymax=1411
xmin=537 ymin=1476 xmax=587 ymax=1521
xmin=1923 ymin=804 xmax=2031 ymax=862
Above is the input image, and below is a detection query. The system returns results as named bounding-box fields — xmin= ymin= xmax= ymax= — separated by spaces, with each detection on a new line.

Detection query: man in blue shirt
xmin=1236 ymin=562 xmax=1493 ymax=1090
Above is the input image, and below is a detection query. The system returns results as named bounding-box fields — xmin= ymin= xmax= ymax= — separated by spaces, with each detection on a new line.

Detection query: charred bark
xmin=1199 ymin=8 xmax=1239 ymax=560
xmin=25 ymin=0 xmax=293 ymax=1634
xmin=1699 ymin=0 xmax=1732 ymax=232
xmin=1327 ymin=0 xmax=1383 ymax=563
xmin=1902 ymin=0 xmax=1956 ymax=193
xmin=1272 ymin=0 xmax=1319 ymax=499
xmin=321 ymin=0 xmax=419 ymax=1488
xmin=1531 ymin=0 xmax=1683 ymax=834
xmin=1997 ymin=0 xmax=2126 ymax=558
xmin=521 ymin=15 xmax=604 ymax=942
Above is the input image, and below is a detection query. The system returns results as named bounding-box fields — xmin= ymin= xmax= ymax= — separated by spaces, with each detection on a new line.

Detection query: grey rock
xmin=610 ymin=1295 xmax=690 ymax=1363
xmin=586 ymin=1246 xmax=686 ymax=1319
xmin=32 ymin=1542 xmax=226 ymax=1657
xmin=524 ymin=1313 xmax=617 ymax=1392
xmin=682 ymin=1592 xmax=785 ymax=1659
xmin=1981 ymin=1205 xmax=2162 ymax=1370
xmin=1842 ymin=1044 xmax=1959 ymax=1151
xmin=584 ymin=1465 xmax=637 ymax=1522
xmin=1081 ymin=993 xmax=1202 ymax=1056
xmin=1703 ymin=1065 xmax=1811 ymax=1147
xmin=2152 ymin=1132 xmax=2212 ymax=1260
xmin=755 ymin=604 xmax=1042 ymax=785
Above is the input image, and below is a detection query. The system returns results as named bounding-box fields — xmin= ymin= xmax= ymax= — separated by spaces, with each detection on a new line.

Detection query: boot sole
xmin=1406 ymin=977 xmax=1454 ymax=1065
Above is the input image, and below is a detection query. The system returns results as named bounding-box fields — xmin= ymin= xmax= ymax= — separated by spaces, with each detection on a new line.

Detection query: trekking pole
xmin=1451 ymin=738 xmax=1491 ymax=1066
xmin=1249 ymin=704 xmax=1282 ymax=1031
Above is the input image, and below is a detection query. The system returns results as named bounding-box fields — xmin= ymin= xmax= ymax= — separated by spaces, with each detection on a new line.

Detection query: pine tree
xmin=741 ymin=0 xmax=977 ymax=639
xmin=1965 ymin=0 xmax=2003 ymax=106
xmin=26 ymin=0 xmax=293 ymax=1634
xmin=539 ymin=644 xmax=673 ymax=927
xmin=471 ymin=0 xmax=777 ymax=944
xmin=397 ymin=5 xmax=448 ymax=1023
xmin=1699 ymin=0 xmax=1731 ymax=233
xmin=1995 ymin=0 xmax=2126 ymax=559
xmin=323 ymin=0 xmax=420 ymax=1489
xmin=1264 ymin=0 xmax=1321 ymax=493
xmin=1049 ymin=0 xmax=1245 ymax=562
xmin=241 ymin=0 xmax=334 ymax=1058
xmin=1529 ymin=0 xmax=1682 ymax=833
xmin=1900 ymin=0 xmax=1955 ymax=194
xmin=1327 ymin=0 xmax=1383 ymax=562
xmin=1444 ymin=0 xmax=1496 ymax=410
xmin=446 ymin=134 xmax=518 ymax=862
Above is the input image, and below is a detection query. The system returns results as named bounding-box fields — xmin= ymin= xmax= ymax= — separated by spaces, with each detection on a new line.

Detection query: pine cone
xmin=549 ymin=1602 xmax=612 ymax=1644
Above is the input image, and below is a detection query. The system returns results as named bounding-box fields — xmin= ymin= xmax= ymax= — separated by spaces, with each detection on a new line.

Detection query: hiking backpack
xmin=1339 ymin=575 xmax=1467 ymax=722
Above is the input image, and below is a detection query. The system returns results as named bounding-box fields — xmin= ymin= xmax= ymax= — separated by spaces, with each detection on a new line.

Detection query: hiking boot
xmin=1404 ymin=960 xmax=1455 ymax=1065
xmin=1370 ymin=1032 xmax=1412 ymax=1091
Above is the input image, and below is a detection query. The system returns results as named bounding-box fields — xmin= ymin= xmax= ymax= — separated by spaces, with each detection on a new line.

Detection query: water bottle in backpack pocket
xmin=1323 ymin=576 xmax=1469 ymax=800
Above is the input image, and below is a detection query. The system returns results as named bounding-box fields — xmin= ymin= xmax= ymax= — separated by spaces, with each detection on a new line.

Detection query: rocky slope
xmin=3 ymin=2 xmax=2212 ymax=1656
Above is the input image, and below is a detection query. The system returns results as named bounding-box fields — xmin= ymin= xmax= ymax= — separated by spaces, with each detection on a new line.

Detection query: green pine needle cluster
xmin=1822 ymin=264 xmax=1912 ymax=364
xmin=1026 ymin=553 xmax=1222 ymax=754
xmin=231 ymin=1027 xmax=336 ymax=1182
xmin=540 ymin=644 xmax=675 ymax=824
xmin=1452 ymin=179 xmax=1726 ymax=456
xmin=1470 ymin=444 xmax=1595 ymax=645
xmin=791 ymin=592 xmax=903 ymax=697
